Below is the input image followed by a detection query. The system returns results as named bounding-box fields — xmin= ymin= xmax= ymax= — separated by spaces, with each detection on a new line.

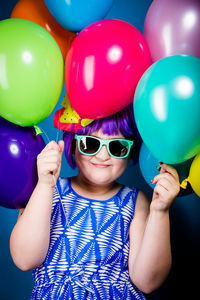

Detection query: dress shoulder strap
xmin=117 ymin=185 xmax=138 ymax=221
xmin=56 ymin=177 xmax=70 ymax=196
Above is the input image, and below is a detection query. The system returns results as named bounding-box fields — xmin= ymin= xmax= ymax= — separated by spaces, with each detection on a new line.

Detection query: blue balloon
xmin=139 ymin=143 xmax=159 ymax=189
xmin=139 ymin=143 xmax=194 ymax=196
xmin=44 ymin=0 xmax=115 ymax=32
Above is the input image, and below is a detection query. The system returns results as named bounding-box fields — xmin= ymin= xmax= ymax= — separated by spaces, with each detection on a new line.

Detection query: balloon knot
xmin=180 ymin=177 xmax=190 ymax=189
xmin=34 ymin=125 xmax=43 ymax=136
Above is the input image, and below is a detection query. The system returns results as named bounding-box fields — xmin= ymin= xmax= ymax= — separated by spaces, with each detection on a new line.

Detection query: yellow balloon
xmin=187 ymin=154 xmax=200 ymax=197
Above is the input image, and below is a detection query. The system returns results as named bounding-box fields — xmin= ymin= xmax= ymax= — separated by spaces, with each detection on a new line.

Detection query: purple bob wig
xmin=63 ymin=104 xmax=141 ymax=169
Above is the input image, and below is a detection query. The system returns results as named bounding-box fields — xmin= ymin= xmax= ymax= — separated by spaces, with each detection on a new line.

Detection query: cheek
xmin=75 ymin=146 xmax=91 ymax=167
xmin=113 ymin=158 xmax=128 ymax=176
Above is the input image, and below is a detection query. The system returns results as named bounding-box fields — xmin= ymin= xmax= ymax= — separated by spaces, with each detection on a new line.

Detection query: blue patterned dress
xmin=31 ymin=178 xmax=146 ymax=299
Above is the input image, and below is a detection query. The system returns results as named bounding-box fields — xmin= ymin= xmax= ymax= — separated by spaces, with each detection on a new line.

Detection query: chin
xmin=86 ymin=173 xmax=115 ymax=185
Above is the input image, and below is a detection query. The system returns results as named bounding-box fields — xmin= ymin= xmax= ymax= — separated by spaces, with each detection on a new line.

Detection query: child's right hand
xmin=37 ymin=140 xmax=64 ymax=188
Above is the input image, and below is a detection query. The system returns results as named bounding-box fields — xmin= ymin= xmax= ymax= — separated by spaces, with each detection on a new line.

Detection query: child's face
xmin=75 ymin=129 xmax=128 ymax=185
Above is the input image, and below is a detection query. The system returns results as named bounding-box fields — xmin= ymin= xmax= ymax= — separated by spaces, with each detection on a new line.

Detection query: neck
xmin=71 ymin=174 xmax=120 ymax=200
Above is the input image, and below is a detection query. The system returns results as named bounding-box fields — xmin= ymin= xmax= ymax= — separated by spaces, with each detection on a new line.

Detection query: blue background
xmin=0 ymin=0 xmax=200 ymax=299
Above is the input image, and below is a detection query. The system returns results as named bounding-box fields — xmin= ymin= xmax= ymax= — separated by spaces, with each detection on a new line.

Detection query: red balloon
xmin=65 ymin=19 xmax=152 ymax=119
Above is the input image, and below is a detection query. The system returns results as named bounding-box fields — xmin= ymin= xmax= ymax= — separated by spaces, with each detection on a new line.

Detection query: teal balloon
xmin=134 ymin=55 xmax=200 ymax=164
xmin=139 ymin=143 xmax=194 ymax=196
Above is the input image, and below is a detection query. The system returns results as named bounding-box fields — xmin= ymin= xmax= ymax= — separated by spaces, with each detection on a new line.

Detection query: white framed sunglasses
xmin=75 ymin=135 xmax=134 ymax=159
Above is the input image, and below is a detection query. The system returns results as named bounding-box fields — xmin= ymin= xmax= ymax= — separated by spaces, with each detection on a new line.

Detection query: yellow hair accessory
xmin=60 ymin=94 xmax=94 ymax=126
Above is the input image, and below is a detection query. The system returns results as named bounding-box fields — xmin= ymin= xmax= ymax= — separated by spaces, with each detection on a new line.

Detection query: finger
xmin=154 ymin=176 xmax=180 ymax=197
xmin=37 ymin=149 xmax=61 ymax=161
xmin=154 ymin=182 xmax=180 ymax=200
xmin=153 ymin=183 xmax=169 ymax=199
xmin=58 ymin=140 xmax=65 ymax=154
xmin=38 ymin=143 xmax=57 ymax=157
xmin=155 ymin=177 xmax=172 ymax=191
xmin=159 ymin=163 xmax=179 ymax=180
xmin=152 ymin=172 xmax=175 ymax=186
xmin=41 ymin=155 xmax=61 ymax=165
xmin=41 ymin=149 xmax=61 ymax=157
xmin=45 ymin=141 xmax=60 ymax=151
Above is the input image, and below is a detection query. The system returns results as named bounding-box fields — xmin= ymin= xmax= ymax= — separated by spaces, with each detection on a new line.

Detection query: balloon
xmin=65 ymin=19 xmax=152 ymax=119
xmin=44 ymin=0 xmax=115 ymax=32
xmin=11 ymin=0 xmax=76 ymax=59
xmin=0 ymin=117 xmax=45 ymax=209
xmin=139 ymin=143 xmax=194 ymax=197
xmin=183 ymin=153 xmax=200 ymax=197
xmin=144 ymin=0 xmax=200 ymax=62
xmin=0 ymin=18 xmax=64 ymax=126
xmin=134 ymin=55 xmax=200 ymax=164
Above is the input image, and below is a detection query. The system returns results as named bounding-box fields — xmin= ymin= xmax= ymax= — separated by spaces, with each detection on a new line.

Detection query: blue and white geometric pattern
xmin=31 ymin=178 xmax=146 ymax=299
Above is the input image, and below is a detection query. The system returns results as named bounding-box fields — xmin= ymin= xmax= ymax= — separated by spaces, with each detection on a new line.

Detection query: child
xmin=10 ymin=106 xmax=180 ymax=299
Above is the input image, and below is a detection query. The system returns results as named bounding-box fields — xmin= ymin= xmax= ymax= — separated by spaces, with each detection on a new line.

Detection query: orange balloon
xmin=11 ymin=0 xmax=76 ymax=59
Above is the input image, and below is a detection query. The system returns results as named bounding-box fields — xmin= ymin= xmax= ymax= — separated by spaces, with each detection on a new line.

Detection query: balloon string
xmin=52 ymin=175 xmax=89 ymax=267
xmin=52 ymin=175 xmax=75 ymax=264
xmin=40 ymin=119 xmax=72 ymax=239
xmin=38 ymin=128 xmax=74 ymax=246
xmin=40 ymin=119 xmax=71 ymax=226
xmin=55 ymin=106 xmax=62 ymax=144
xmin=38 ymin=126 xmax=51 ymax=144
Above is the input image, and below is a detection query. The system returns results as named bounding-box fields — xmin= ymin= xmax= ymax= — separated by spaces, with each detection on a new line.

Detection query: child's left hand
xmin=151 ymin=163 xmax=180 ymax=212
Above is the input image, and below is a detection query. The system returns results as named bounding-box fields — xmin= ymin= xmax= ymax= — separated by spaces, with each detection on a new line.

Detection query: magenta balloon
xmin=0 ymin=117 xmax=45 ymax=209
xmin=65 ymin=19 xmax=152 ymax=119
xmin=144 ymin=0 xmax=200 ymax=62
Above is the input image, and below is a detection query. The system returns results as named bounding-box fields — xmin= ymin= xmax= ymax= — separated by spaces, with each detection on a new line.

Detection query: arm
xmin=128 ymin=163 xmax=180 ymax=294
xmin=10 ymin=140 xmax=64 ymax=271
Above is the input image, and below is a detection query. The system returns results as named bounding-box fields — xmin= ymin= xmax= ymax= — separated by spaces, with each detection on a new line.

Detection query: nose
xmin=95 ymin=145 xmax=110 ymax=160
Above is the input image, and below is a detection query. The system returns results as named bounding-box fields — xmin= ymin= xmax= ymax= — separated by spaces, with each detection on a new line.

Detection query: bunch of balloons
xmin=133 ymin=0 xmax=200 ymax=197
xmin=2 ymin=0 xmax=199 ymax=206
xmin=0 ymin=0 xmax=153 ymax=208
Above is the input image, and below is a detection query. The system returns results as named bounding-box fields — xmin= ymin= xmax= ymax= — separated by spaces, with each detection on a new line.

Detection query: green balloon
xmin=0 ymin=18 xmax=64 ymax=126
xmin=134 ymin=55 xmax=200 ymax=164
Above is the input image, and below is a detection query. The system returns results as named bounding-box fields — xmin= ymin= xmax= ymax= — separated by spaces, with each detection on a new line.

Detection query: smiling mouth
xmin=92 ymin=163 xmax=110 ymax=168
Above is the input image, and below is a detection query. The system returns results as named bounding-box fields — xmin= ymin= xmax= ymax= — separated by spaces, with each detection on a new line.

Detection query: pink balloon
xmin=144 ymin=0 xmax=200 ymax=62
xmin=65 ymin=19 xmax=151 ymax=119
